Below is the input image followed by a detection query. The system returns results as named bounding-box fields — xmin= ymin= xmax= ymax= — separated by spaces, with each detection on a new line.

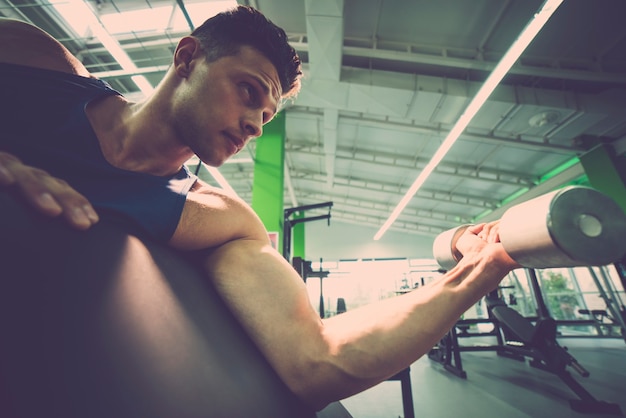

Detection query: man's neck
xmin=90 ymin=95 xmax=193 ymax=177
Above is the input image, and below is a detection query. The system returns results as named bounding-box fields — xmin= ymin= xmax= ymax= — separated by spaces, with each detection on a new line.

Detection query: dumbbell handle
xmin=433 ymin=186 xmax=626 ymax=270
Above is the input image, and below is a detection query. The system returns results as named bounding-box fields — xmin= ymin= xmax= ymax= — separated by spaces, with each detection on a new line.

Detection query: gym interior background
xmin=2 ymin=0 xmax=625 ymax=417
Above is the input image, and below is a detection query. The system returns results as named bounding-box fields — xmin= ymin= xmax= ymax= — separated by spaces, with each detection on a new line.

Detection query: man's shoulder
xmin=187 ymin=180 xmax=249 ymax=208
xmin=0 ymin=18 xmax=91 ymax=77
xmin=169 ymin=179 xmax=267 ymax=250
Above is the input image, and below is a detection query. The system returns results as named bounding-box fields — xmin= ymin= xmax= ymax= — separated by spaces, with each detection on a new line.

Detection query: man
xmin=0 ymin=6 xmax=518 ymax=410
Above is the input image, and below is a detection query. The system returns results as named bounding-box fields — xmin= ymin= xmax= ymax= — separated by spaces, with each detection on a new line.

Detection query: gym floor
xmin=340 ymin=338 xmax=626 ymax=418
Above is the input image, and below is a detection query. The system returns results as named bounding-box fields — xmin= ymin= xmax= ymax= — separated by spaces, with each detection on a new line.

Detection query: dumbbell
xmin=433 ymin=186 xmax=626 ymax=270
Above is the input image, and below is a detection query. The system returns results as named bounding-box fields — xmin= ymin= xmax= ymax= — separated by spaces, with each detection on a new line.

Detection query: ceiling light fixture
xmin=373 ymin=0 xmax=564 ymax=241
xmin=528 ymin=110 xmax=560 ymax=127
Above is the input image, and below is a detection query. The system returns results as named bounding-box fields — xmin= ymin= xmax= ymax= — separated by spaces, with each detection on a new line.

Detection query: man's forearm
xmin=201 ymin=236 xmax=512 ymax=409
xmin=314 ymin=251 xmax=510 ymax=402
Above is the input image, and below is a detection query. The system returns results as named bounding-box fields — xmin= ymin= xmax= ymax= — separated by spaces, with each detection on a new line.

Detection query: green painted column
xmin=251 ymin=113 xmax=285 ymax=254
xmin=292 ymin=211 xmax=306 ymax=259
xmin=578 ymin=143 xmax=626 ymax=213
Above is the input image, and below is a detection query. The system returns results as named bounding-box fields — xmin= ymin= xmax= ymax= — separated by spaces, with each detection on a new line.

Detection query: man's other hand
xmin=0 ymin=150 xmax=98 ymax=229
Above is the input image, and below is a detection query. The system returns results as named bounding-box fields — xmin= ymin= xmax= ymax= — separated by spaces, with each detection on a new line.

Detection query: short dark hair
xmin=191 ymin=6 xmax=302 ymax=99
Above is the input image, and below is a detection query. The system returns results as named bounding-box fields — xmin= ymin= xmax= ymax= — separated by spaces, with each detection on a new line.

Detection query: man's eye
xmin=241 ymin=83 xmax=257 ymax=104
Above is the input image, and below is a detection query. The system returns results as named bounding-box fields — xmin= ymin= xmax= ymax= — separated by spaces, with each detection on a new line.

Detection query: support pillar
xmin=578 ymin=143 xmax=626 ymax=213
xmin=251 ymin=113 xmax=285 ymax=254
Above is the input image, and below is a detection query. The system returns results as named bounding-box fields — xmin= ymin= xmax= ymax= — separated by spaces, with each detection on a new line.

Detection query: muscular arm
xmin=172 ymin=185 xmax=517 ymax=409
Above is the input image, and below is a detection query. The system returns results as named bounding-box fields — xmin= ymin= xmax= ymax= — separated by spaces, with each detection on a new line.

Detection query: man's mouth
xmin=226 ymin=133 xmax=245 ymax=153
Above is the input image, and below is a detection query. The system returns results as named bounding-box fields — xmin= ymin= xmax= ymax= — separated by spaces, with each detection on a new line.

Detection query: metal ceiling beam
xmin=88 ymin=32 xmax=626 ymax=84
xmin=340 ymin=46 xmax=626 ymax=85
xmin=91 ymin=65 xmax=170 ymax=79
xmin=349 ymin=118 xmax=580 ymax=154
xmin=290 ymin=169 xmax=498 ymax=210
xmin=293 ymin=187 xmax=471 ymax=225
xmin=0 ymin=0 xmax=29 ymax=20
xmin=286 ymin=139 xmax=538 ymax=187
xmin=271 ymin=31 xmax=626 ymax=85
xmin=291 ymin=200 xmax=453 ymax=236
xmin=286 ymin=108 xmax=583 ymax=154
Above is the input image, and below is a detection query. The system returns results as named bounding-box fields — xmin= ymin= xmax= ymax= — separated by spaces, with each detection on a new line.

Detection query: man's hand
xmin=0 ymin=151 xmax=98 ymax=229
xmin=456 ymin=222 xmax=520 ymax=270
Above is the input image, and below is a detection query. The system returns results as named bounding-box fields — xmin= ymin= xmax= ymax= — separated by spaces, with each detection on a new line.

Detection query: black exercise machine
xmin=578 ymin=265 xmax=626 ymax=342
xmin=283 ymin=201 xmax=333 ymax=260
xmin=429 ymin=268 xmax=623 ymax=415
xmin=578 ymin=308 xmax=626 ymax=341
xmin=490 ymin=268 xmax=621 ymax=415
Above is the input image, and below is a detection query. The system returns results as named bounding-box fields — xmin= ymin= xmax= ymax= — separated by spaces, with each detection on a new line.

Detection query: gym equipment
xmin=292 ymin=256 xmax=330 ymax=317
xmin=433 ymin=186 xmax=626 ymax=270
xmin=429 ymin=269 xmax=623 ymax=415
xmin=336 ymin=298 xmax=347 ymax=315
xmin=490 ymin=268 xmax=622 ymax=415
xmin=578 ymin=309 xmax=625 ymax=340
xmin=386 ymin=368 xmax=415 ymax=418
xmin=0 ymin=192 xmax=351 ymax=418
xmin=283 ymin=201 xmax=333 ymax=260
xmin=579 ymin=266 xmax=626 ymax=342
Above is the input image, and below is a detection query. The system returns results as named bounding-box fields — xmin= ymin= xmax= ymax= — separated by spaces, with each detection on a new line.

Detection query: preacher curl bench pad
xmin=0 ymin=192 xmax=350 ymax=418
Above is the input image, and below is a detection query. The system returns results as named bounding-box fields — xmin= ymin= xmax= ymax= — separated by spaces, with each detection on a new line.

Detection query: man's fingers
xmin=62 ymin=204 xmax=100 ymax=230
xmin=35 ymin=192 xmax=63 ymax=214
xmin=27 ymin=180 xmax=99 ymax=229
xmin=473 ymin=221 xmax=501 ymax=243
xmin=16 ymin=166 xmax=66 ymax=215
xmin=483 ymin=221 xmax=501 ymax=243
xmin=44 ymin=184 xmax=99 ymax=229
xmin=0 ymin=151 xmax=99 ymax=229
xmin=0 ymin=154 xmax=63 ymax=215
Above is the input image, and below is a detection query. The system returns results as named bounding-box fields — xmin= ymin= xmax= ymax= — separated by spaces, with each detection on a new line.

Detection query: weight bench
xmin=0 ymin=192 xmax=352 ymax=418
xmin=490 ymin=302 xmax=622 ymax=415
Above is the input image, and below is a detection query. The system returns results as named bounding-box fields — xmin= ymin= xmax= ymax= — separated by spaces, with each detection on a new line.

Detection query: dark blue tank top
xmin=0 ymin=63 xmax=197 ymax=242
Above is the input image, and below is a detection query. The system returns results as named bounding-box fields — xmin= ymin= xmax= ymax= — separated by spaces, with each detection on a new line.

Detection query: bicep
xmin=170 ymin=186 xmax=328 ymax=391
xmin=200 ymin=235 xmax=328 ymax=395
xmin=186 ymin=188 xmax=324 ymax=342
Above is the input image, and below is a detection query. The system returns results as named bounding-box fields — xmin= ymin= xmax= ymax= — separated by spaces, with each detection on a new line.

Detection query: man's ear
xmin=173 ymin=36 xmax=201 ymax=78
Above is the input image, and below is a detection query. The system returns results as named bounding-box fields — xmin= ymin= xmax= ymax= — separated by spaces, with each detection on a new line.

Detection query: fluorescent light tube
xmin=374 ymin=0 xmax=564 ymax=240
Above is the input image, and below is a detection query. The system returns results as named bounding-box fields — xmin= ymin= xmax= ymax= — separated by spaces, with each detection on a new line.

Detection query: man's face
xmin=172 ymin=44 xmax=282 ymax=167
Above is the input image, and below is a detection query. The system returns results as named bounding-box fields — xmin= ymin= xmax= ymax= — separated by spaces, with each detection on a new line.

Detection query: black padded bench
xmin=0 ymin=192 xmax=352 ymax=418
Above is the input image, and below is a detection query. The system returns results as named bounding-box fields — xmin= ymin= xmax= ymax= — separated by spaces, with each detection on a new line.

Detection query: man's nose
xmin=243 ymin=112 xmax=263 ymax=139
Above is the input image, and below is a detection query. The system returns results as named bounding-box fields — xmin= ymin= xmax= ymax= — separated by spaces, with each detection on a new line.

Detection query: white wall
xmin=305 ymin=219 xmax=436 ymax=261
